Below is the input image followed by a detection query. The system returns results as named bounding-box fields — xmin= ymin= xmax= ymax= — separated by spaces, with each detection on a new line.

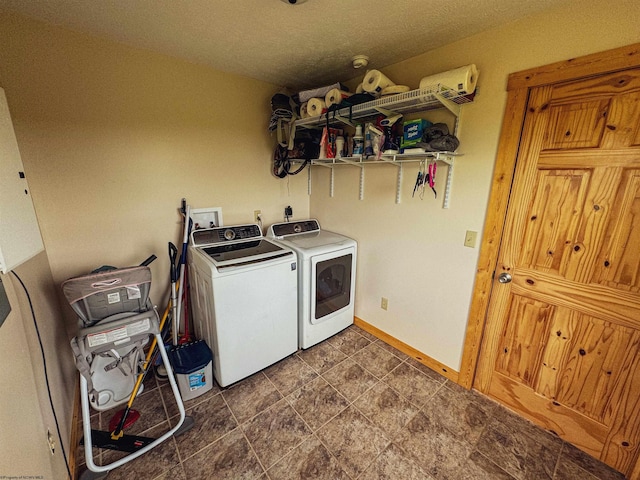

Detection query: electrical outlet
xmin=381 ymin=297 xmax=388 ymax=310
xmin=254 ymin=210 xmax=262 ymax=222
xmin=464 ymin=230 xmax=478 ymax=248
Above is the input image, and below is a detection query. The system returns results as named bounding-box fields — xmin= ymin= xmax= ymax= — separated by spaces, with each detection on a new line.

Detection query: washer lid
xmin=192 ymin=224 xmax=293 ymax=267
xmin=283 ymin=230 xmax=351 ymax=249
xmin=267 ymin=219 xmax=355 ymax=253
xmin=201 ymin=238 xmax=287 ymax=264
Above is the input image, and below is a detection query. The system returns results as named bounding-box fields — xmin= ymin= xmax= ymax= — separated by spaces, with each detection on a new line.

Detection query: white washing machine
xmin=188 ymin=224 xmax=298 ymax=387
xmin=267 ymin=219 xmax=357 ymax=349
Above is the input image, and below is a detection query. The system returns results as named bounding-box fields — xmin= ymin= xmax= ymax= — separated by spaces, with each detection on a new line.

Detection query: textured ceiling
xmin=0 ymin=0 xmax=572 ymax=89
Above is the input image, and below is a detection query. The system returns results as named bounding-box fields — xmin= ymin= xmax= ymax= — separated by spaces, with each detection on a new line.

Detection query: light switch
xmin=464 ymin=230 xmax=477 ymax=248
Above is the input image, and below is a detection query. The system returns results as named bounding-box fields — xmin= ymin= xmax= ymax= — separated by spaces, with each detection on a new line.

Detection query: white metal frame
xmin=81 ymin=328 xmax=186 ymax=475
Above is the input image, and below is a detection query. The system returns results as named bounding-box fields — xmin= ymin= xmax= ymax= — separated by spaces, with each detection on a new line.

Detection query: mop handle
xmin=111 ymin=303 xmax=169 ymax=439
xmin=111 ymin=288 xmax=178 ymax=440
xmin=174 ymin=203 xmax=190 ymax=345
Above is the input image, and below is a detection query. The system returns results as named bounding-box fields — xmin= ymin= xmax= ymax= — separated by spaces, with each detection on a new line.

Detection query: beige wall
xmin=0 ymin=10 xmax=307 ymax=476
xmin=0 ymin=11 xmax=309 ymax=311
xmin=0 ymin=252 xmax=73 ymax=479
xmin=1 ymin=2 xmax=640 ymax=475
xmin=310 ymin=0 xmax=640 ymax=371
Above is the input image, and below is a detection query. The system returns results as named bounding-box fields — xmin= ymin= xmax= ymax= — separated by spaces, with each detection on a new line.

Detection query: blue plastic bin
xmin=168 ymin=340 xmax=213 ymax=401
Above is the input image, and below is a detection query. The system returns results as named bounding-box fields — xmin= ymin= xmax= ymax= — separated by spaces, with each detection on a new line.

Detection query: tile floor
xmin=78 ymin=325 xmax=626 ymax=480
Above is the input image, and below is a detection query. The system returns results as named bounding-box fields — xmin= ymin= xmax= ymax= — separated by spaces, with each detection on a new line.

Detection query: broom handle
xmin=174 ymin=203 xmax=190 ymax=345
xmin=111 ymin=285 xmax=177 ymax=439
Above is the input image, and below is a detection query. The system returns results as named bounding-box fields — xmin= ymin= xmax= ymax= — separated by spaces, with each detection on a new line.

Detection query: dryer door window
xmin=313 ymin=253 xmax=352 ymax=321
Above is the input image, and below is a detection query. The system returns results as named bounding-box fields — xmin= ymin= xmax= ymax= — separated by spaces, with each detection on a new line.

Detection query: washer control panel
xmin=271 ymin=220 xmax=320 ymax=237
xmin=192 ymin=224 xmax=262 ymax=246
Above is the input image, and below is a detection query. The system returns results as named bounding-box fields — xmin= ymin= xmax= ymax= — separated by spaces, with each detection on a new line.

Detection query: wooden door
xmin=475 ymin=67 xmax=640 ymax=477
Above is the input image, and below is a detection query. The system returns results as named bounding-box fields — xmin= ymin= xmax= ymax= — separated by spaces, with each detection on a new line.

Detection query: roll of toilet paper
xmin=307 ymin=97 xmax=326 ymax=117
xmin=300 ymin=102 xmax=309 ymax=118
xmin=363 ymin=70 xmax=395 ymax=93
xmin=419 ymin=64 xmax=479 ymax=95
xmin=356 ymin=83 xmax=364 ymax=94
xmin=325 ymin=89 xmax=352 ymax=108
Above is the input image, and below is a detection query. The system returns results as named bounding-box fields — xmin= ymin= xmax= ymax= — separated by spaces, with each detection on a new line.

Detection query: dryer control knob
xmin=294 ymin=224 xmax=302 ymax=233
xmin=224 ymin=229 xmax=236 ymax=241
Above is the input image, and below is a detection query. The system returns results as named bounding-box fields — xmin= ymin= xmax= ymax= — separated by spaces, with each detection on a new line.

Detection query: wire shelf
xmin=296 ymin=85 xmax=475 ymax=128
xmin=308 ymin=151 xmax=460 ymax=208
xmin=310 ymin=151 xmax=461 ymax=166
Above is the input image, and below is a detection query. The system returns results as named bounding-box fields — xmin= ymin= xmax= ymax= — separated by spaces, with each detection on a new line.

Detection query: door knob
xmin=498 ymin=273 xmax=512 ymax=284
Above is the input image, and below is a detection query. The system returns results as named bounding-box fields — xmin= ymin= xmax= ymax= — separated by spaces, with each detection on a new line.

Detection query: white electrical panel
xmin=0 ymin=87 xmax=44 ymax=274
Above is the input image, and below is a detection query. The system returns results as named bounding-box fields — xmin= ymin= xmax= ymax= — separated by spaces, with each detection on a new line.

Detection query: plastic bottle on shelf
xmin=327 ymin=129 xmax=336 ymax=158
xmin=353 ymin=124 xmax=364 ymax=155
xmin=363 ymin=123 xmax=374 ymax=158
xmin=318 ymin=142 xmax=327 ymax=159
xmin=335 ymin=136 xmax=345 ymax=158
xmin=319 ymin=127 xmax=328 ymax=159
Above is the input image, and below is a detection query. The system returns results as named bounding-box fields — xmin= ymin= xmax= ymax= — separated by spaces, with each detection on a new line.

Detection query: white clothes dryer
xmin=188 ymin=224 xmax=298 ymax=387
xmin=267 ymin=219 xmax=357 ymax=349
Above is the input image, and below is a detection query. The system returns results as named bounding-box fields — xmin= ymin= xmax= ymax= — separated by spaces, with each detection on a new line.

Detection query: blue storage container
xmin=168 ymin=340 xmax=214 ymax=401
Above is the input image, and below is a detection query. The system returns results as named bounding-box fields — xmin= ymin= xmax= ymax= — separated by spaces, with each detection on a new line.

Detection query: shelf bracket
xmin=312 ymin=161 xmax=336 ymax=198
xmin=307 ymin=166 xmax=311 ymax=196
xmin=379 ymin=155 xmax=404 ymax=204
xmin=434 ymin=154 xmax=455 ymax=209
xmin=330 ymin=167 xmax=334 ymax=197
xmin=334 ymin=115 xmax=356 ymax=127
xmin=434 ymin=92 xmax=462 ymax=117
xmin=335 ymin=157 xmax=365 ymax=200
xmin=396 ymin=162 xmax=403 ymax=204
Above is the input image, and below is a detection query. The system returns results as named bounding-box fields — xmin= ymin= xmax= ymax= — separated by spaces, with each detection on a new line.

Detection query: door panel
xmin=519 ymin=169 xmax=589 ymax=275
xmin=538 ymin=312 xmax=637 ymax=423
xmin=477 ymin=67 xmax=640 ymax=477
xmin=601 ymin=92 xmax=640 ymax=149
xmin=564 ymin=166 xmax=622 ymax=284
xmin=542 ymin=99 xmax=609 ymax=150
xmin=488 ymin=370 xmax=607 ymax=457
xmin=495 ymin=295 xmax=553 ymax=386
xmin=603 ymin=341 xmax=640 ymax=471
xmin=593 ymin=170 xmax=640 ymax=291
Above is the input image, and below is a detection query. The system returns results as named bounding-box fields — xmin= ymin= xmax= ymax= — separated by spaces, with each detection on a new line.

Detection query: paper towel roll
xmin=419 ymin=64 xmax=479 ymax=95
xmin=325 ymin=89 xmax=352 ymax=108
xmin=300 ymin=102 xmax=309 ymax=118
xmin=363 ymin=70 xmax=395 ymax=93
xmin=380 ymin=85 xmax=410 ymax=96
xmin=298 ymin=82 xmax=341 ymax=103
xmin=307 ymin=97 xmax=326 ymax=117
